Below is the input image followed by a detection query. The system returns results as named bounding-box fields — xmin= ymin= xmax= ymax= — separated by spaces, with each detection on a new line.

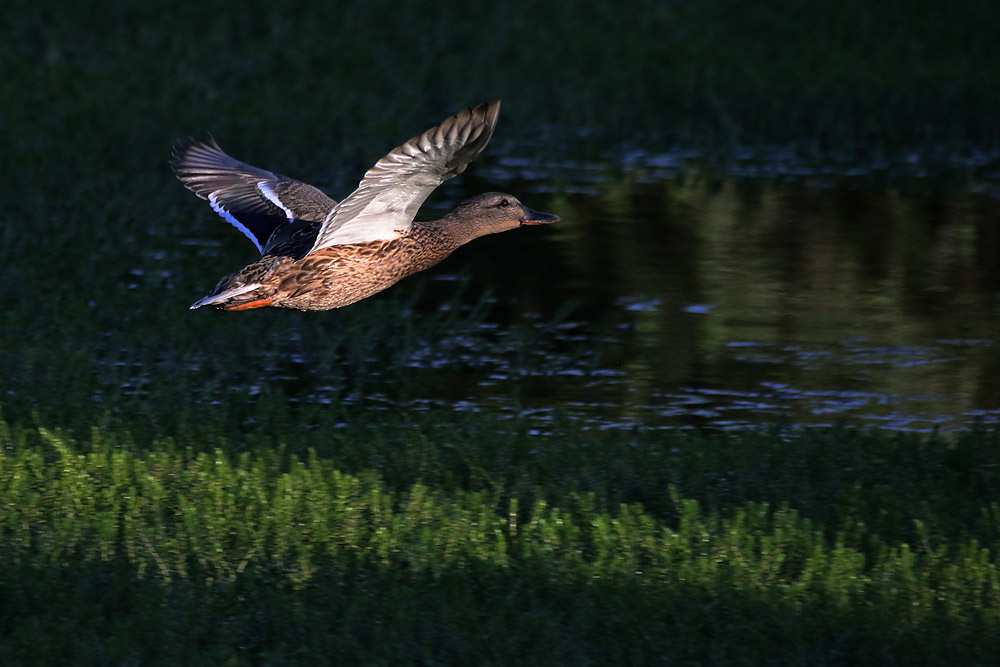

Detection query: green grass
xmin=3 ymin=418 xmax=1000 ymax=664
xmin=6 ymin=0 xmax=1000 ymax=181
xmin=4 ymin=0 xmax=1000 ymax=663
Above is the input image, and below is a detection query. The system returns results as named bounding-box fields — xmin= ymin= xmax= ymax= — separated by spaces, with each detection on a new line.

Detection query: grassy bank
xmin=2 ymin=418 xmax=1000 ymax=664
xmin=6 ymin=0 xmax=1000 ymax=179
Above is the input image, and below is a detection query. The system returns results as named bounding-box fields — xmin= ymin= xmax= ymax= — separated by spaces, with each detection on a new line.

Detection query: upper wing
xmin=308 ymin=100 xmax=500 ymax=253
xmin=170 ymin=138 xmax=337 ymax=254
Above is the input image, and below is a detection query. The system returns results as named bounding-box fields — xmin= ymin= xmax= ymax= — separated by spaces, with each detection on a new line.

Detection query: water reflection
xmin=160 ymin=163 xmax=1000 ymax=434
xmin=401 ymin=168 xmax=1000 ymax=432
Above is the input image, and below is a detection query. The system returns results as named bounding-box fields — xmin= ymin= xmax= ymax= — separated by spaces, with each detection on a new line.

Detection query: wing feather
xmin=308 ymin=100 xmax=500 ymax=252
xmin=171 ymin=138 xmax=336 ymax=254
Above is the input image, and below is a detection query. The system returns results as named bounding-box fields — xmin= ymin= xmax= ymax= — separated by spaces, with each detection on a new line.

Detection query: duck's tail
xmin=190 ymin=283 xmax=271 ymax=310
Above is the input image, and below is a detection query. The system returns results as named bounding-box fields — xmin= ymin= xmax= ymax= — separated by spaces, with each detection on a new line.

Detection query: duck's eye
xmin=498 ymin=198 xmax=510 ymax=208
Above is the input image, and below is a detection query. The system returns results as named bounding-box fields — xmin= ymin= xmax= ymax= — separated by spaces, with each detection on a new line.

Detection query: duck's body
xmin=171 ymin=100 xmax=558 ymax=312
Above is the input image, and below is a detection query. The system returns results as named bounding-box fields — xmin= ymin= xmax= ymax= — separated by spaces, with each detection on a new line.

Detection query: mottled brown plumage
xmin=171 ymin=100 xmax=558 ymax=311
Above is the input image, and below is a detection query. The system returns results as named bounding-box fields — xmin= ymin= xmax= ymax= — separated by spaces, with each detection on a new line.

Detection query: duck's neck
xmin=419 ymin=211 xmax=518 ymax=249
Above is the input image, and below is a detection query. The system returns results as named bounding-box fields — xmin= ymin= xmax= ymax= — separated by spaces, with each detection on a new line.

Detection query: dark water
xmin=166 ymin=149 xmax=1000 ymax=434
xmin=380 ymin=152 xmax=1000 ymax=433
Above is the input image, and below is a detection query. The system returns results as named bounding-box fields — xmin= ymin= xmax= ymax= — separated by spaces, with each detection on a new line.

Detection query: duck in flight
xmin=171 ymin=100 xmax=558 ymax=311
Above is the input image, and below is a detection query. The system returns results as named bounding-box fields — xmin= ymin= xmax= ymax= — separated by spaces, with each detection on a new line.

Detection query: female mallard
xmin=171 ymin=100 xmax=558 ymax=311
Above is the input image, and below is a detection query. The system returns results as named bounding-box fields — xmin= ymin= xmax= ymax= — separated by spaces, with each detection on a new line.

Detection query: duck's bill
xmin=521 ymin=208 xmax=560 ymax=225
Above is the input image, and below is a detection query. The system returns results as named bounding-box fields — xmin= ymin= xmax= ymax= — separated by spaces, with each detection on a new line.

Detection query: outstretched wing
xmin=171 ymin=138 xmax=336 ymax=254
xmin=308 ymin=100 xmax=500 ymax=253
